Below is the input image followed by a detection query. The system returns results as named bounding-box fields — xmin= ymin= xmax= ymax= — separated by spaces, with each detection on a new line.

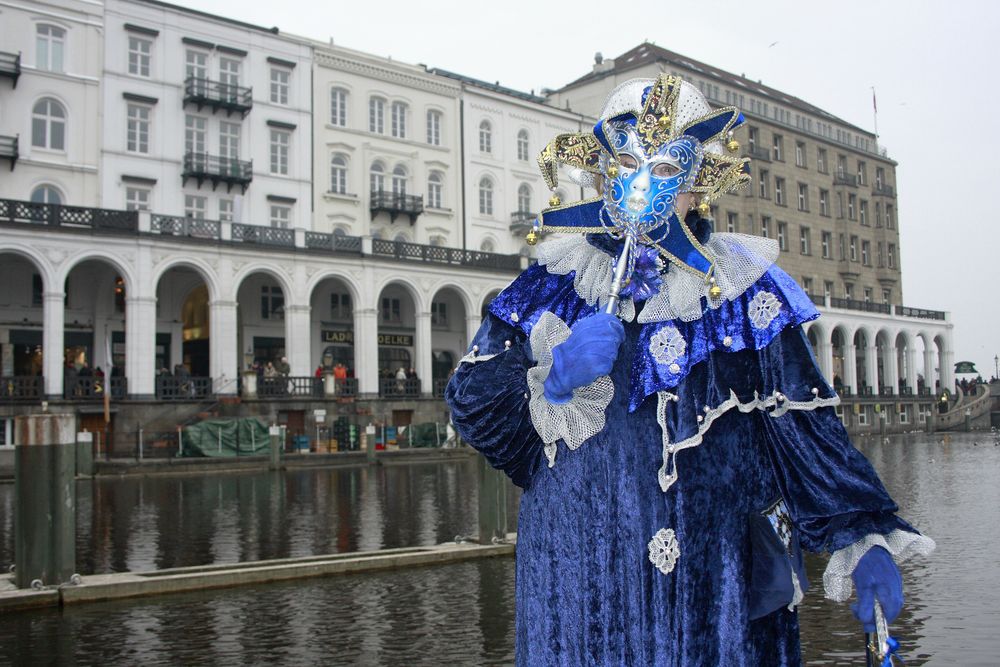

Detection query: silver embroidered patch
xmin=648 ymin=528 xmax=681 ymax=575
xmin=649 ymin=326 xmax=686 ymax=366
xmin=748 ymin=291 xmax=782 ymax=329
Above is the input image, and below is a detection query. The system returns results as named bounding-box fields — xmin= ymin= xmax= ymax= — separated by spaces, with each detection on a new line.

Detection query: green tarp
xmin=180 ymin=418 xmax=270 ymax=457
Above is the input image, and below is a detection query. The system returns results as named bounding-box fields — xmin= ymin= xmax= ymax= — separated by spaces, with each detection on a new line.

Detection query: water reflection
xmin=1 ymin=433 xmax=998 ymax=665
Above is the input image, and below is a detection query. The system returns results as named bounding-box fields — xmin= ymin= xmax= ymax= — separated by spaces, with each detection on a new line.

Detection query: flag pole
xmin=871 ymin=87 xmax=879 ymax=148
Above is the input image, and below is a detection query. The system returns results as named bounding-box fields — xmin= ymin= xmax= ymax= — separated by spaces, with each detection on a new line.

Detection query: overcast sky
xmin=200 ymin=0 xmax=1000 ymax=378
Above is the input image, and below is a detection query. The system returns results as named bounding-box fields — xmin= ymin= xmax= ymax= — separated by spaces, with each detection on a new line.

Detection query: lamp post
xmin=994 ymin=354 xmax=998 ymax=381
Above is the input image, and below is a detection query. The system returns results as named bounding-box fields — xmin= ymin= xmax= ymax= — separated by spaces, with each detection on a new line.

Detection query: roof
xmin=430 ymin=68 xmax=548 ymax=105
xmin=129 ymin=0 xmax=281 ymax=35
xmin=559 ymin=42 xmax=874 ymax=137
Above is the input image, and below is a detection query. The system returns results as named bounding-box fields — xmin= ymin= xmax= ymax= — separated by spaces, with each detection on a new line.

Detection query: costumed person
xmin=445 ymin=74 xmax=933 ymax=665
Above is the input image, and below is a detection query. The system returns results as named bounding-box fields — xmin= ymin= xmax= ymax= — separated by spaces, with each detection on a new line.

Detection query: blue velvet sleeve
xmin=444 ymin=313 xmax=545 ymax=489
xmin=757 ymin=328 xmax=915 ymax=553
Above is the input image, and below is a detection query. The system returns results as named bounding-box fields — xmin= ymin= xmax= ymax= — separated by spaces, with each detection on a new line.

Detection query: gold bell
xmin=606 ymin=163 xmax=619 ymax=179
xmin=697 ymin=200 xmax=711 ymax=216
xmin=657 ymin=115 xmax=671 ymax=130
xmin=548 ymin=194 xmax=561 ymax=207
xmin=525 ymin=230 xmax=539 ymax=246
xmin=708 ymin=277 xmax=722 ymax=299
xmin=726 ymin=138 xmax=740 ymax=153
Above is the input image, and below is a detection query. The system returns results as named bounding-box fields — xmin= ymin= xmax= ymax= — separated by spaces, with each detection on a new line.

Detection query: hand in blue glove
xmin=851 ymin=546 xmax=903 ymax=632
xmin=543 ymin=313 xmax=625 ymax=404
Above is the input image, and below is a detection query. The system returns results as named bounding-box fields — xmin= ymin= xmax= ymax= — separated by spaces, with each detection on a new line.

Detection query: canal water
xmin=1 ymin=432 xmax=998 ymax=665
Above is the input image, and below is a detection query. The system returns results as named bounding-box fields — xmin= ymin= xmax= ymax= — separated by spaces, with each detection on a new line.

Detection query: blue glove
xmin=543 ymin=313 xmax=625 ymax=404
xmin=851 ymin=545 xmax=903 ymax=632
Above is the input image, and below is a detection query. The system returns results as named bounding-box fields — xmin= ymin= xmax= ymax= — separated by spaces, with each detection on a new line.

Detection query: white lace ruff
xmin=823 ymin=529 xmax=936 ymax=602
xmin=649 ymin=326 xmax=686 ymax=366
xmin=536 ymin=236 xmax=635 ymax=321
xmin=526 ymin=311 xmax=614 ymax=466
xmin=656 ymin=389 xmax=841 ymax=493
xmin=748 ymin=291 xmax=782 ymax=329
xmin=648 ymin=528 xmax=681 ymax=575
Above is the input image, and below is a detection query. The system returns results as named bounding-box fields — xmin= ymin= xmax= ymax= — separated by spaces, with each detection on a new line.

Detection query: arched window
xmin=330 ymin=87 xmax=348 ymax=126
xmin=426 ymin=109 xmax=441 ymax=146
xmin=333 ymin=226 xmax=348 ymax=237
xmin=391 ymin=164 xmax=408 ymax=196
xmin=36 ymin=24 xmax=65 ymax=72
xmin=478 ymin=177 xmax=493 ymax=216
xmin=427 ymin=171 xmax=443 ymax=209
xmin=517 ymin=183 xmax=532 ymax=213
xmin=479 ymin=120 xmax=492 ymax=153
xmin=369 ymin=96 xmax=385 ymax=133
xmin=516 ymin=129 xmax=530 ymax=161
xmin=30 ymin=184 xmax=62 ymax=204
xmin=369 ymin=160 xmax=385 ymax=195
xmin=391 ymin=101 xmax=407 ymax=139
xmin=32 ymin=97 xmax=66 ymax=150
xmin=371 ymin=229 xmax=383 ymax=240
xmin=330 ymin=153 xmax=348 ymax=194
xmin=480 ymin=238 xmax=495 ymax=253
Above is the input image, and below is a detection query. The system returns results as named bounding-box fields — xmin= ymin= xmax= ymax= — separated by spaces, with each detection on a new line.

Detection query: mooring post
xmin=478 ymin=454 xmax=508 ymax=544
xmin=14 ymin=413 xmax=77 ymax=589
xmin=268 ymin=424 xmax=282 ymax=470
xmin=76 ymin=431 xmax=94 ymax=477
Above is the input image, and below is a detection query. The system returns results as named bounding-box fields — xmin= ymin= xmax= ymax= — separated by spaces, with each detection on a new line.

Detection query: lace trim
xmin=458 ymin=350 xmax=498 ymax=365
xmin=526 ymin=311 xmax=614 ymax=467
xmin=536 ymin=236 xmax=635 ymax=321
xmin=656 ymin=389 xmax=841 ymax=493
xmin=822 ymin=529 xmax=936 ymax=602
xmin=638 ymin=233 xmax=780 ymax=323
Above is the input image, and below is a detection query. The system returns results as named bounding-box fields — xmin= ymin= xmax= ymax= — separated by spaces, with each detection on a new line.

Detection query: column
xmin=865 ymin=344 xmax=879 ymax=392
xmin=844 ymin=344 xmax=858 ymax=393
xmin=354 ymin=308 xmax=378 ymax=396
xmin=414 ymin=311 xmax=433 ymax=396
xmin=125 ymin=296 xmax=157 ymax=399
xmin=816 ymin=340 xmax=834 ymax=384
xmin=209 ymin=300 xmax=239 ymax=394
xmin=940 ymin=345 xmax=955 ymax=392
xmin=906 ymin=346 xmax=919 ymax=392
xmin=284 ymin=304 xmax=312 ymax=377
xmin=923 ymin=348 xmax=937 ymax=391
xmin=42 ymin=291 xmax=65 ymax=398
xmin=884 ymin=343 xmax=899 ymax=393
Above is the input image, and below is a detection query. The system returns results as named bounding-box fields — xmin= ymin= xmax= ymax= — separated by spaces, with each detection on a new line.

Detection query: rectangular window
xmin=36 ymin=25 xmax=65 ymax=72
xmin=875 ymin=167 xmax=885 ymax=189
xmin=328 ymin=293 xmax=353 ymax=320
xmin=431 ymin=301 xmax=448 ymax=328
xmin=427 ymin=177 xmax=442 ymax=209
xmin=758 ymin=170 xmax=770 ymax=199
xmin=219 ymin=57 xmax=241 ymax=90
xmin=270 ymin=67 xmax=290 ymax=105
xmin=391 ymin=102 xmax=407 ymax=139
xmin=817 ymin=148 xmax=827 ymax=173
xmin=184 ymin=194 xmax=206 ymax=219
xmin=859 ymin=199 xmax=869 ymax=226
xmin=821 ymin=231 xmax=832 ymax=259
xmin=381 ymin=297 xmax=401 ymax=324
xmin=269 ymin=204 xmax=291 ymax=228
xmin=848 ymin=194 xmax=857 ymax=219
xmin=219 ymin=198 xmax=234 ymax=222
xmin=864 ymin=287 xmax=873 ymax=302
xmin=125 ymin=186 xmax=150 ymax=211
xmin=270 ymin=129 xmax=290 ymax=175
xmin=126 ymin=103 xmax=151 ymax=154
xmin=32 ymin=273 xmax=44 ymax=306
xmin=775 ymin=177 xmax=785 ymax=206
xmin=760 ymin=216 xmax=771 ymax=238
xmin=802 ymin=277 xmax=813 ymax=294
xmin=877 ymin=242 xmax=885 ymax=267
xmin=886 ymin=205 xmax=895 ymax=229
xmin=184 ymin=114 xmax=206 ymax=156
xmin=186 ymin=49 xmax=207 ymax=81
xmin=799 ymin=227 xmax=811 ymax=255
xmin=426 ymin=110 xmax=441 ymax=145
xmin=777 ymin=222 xmax=788 ymax=251
xmin=849 ymin=235 xmax=858 ymax=261
xmin=748 ymin=127 xmax=758 ymax=151
xmin=888 ymin=244 xmax=896 ymax=268
xmin=845 ymin=283 xmax=854 ymax=300
xmin=819 ymin=189 xmax=829 ymax=216
xmin=882 ymin=289 xmax=891 ymax=304
xmin=795 ymin=141 xmax=805 ymax=167
xmin=726 ymin=212 xmax=738 ymax=233
xmin=824 ymin=281 xmax=834 ymax=297
xmin=128 ymin=36 xmax=152 ymax=77
xmin=797 ymin=183 xmax=809 ymax=211
xmin=261 ymin=285 xmax=284 ymax=320
xmin=330 ymin=88 xmax=347 ymax=127
xmin=369 ymin=98 xmax=384 ymax=134
xmin=857 ymin=161 xmax=867 ymax=186
xmin=772 ymin=134 xmax=783 ymax=161
xmin=219 ymin=121 xmax=240 ymax=160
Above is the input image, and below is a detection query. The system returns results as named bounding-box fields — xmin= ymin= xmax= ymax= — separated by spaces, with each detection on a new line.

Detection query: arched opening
xmin=831 ymin=327 xmax=847 ymax=391
xmin=155 ymin=266 xmax=212 ymax=398
xmin=63 ymin=259 xmax=129 ymax=400
xmin=310 ymin=275 xmax=357 ymax=396
xmin=377 ymin=281 xmax=418 ymax=397
xmin=895 ymin=331 xmax=914 ymax=394
xmin=236 ymin=271 xmax=287 ymax=392
xmin=915 ymin=333 xmax=933 ymax=395
xmin=0 ymin=252 xmax=47 ymax=398
xmin=875 ymin=329 xmax=893 ymax=393
xmin=854 ymin=329 xmax=870 ymax=395
xmin=430 ymin=287 xmax=468 ymax=397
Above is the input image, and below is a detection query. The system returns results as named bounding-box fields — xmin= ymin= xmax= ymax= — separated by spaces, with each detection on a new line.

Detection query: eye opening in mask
xmin=618 ymin=154 xmax=639 ymax=170
xmin=651 ymin=162 xmax=681 ymax=178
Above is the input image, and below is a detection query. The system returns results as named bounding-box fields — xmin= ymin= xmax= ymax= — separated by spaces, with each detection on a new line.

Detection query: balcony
xmin=0 ymin=198 xmax=137 ymax=231
xmin=231 ymin=222 xmax=294 ymax=248
xmin=370 ymin=191 xmax=424 ymax=223
xmin=182 ymin=152 xmax=252 ymax=193
xmin=896 ymin=306 xmax=946 ymax=321
xmin=371 ymin=238 xmax=522 ymax=272
xmin=828 ymin=297 xmax=891 ymax=314
xmin=304 ymin=231 xmax=363 ymax=254
xmin=872 ymin=184 xmax=895 ymax=197
xmin=151 ymin=214 xmax=221 ymax=240
xmin=510 ymin=210 xmax=537 ymax=234
xmin=747 ymin=145 xmax=771 ymax=162
xmin=183 ymin=76 xmax=252 ymax=116
xmin=1 ymin=376 xmax=43 ymax=402
xmin=0 ymin=134 xmax=17 ymax=170
xmin=833 ymin=172 xmax=858 ymax=187
xmin=0 ymin=51 xmax=20 ymax=87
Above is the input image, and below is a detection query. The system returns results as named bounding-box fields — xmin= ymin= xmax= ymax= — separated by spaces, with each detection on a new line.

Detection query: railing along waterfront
xmin=156 ymin=376 xmax=214 ymax=400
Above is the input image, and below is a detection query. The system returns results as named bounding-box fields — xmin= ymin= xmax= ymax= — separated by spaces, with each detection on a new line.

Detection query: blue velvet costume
xmin=446 ymin=231 xmax=927 ymax=666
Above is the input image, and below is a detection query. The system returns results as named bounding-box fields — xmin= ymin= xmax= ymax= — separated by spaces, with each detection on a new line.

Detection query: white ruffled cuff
xmin=526 ymin=311 xmax=614 ymax=468
xmin=822 ymin=528 xmax=936 ymax=601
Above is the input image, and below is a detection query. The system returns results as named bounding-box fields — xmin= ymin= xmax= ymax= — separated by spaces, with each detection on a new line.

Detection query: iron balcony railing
xmin=64 ymin=376 xmax=128 ymax=400
xmin=0 ymin=376 xmax=43 ymax=402
xmin=896 ymin=306 xmax=946 ymax=321
xmin=155 ymin=376 xmax=214 ymax=400
xmin=828 ymin=297 xmax=891 ymax=314
xmin=510 ymin=210 xmax=537 ymax=233
xmin=879 ymin=386 xmax=895 ymax=397
xmin=257 ymin=376 xmax=324 ymax=398
xmin=872 ymin=184 xmax=895 ymax=197
xmin=0 ymin=51 xmax=20 ymax=86
xmin=0 ymin=134 xmax=18 ymax=170
xmin=183 ymin=75 xmax=252 ymax=115
xmin=379 ymin=377 xmax=421 ymax=398
xmin=151 ymin=214 xmax=221 ymax=240
xmin=747 ymin=145 xmax=771 ymax=162
xmin=833 ymin=172 xmax=858 ymax=187
xmin=231 ymin=222 xmax=294 ymax=247
xmin=182 ymin=152 xmax=253 ymax=193
xmin=433 ymin=378 xmax=449 ymax=398
xmin=0 ymin=198 xmax=138 ymax=231
xmin=304 ymin=231 xmax=363 ymax=254
xmin=370 ymin=191 xmax=424 ymax=223
xmin=371 ymin=238 xmax=522 ymax=272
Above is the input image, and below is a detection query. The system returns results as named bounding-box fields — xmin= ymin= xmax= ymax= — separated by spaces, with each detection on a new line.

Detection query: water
xmin=1 ymin=433 xmax=998 ymax=665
